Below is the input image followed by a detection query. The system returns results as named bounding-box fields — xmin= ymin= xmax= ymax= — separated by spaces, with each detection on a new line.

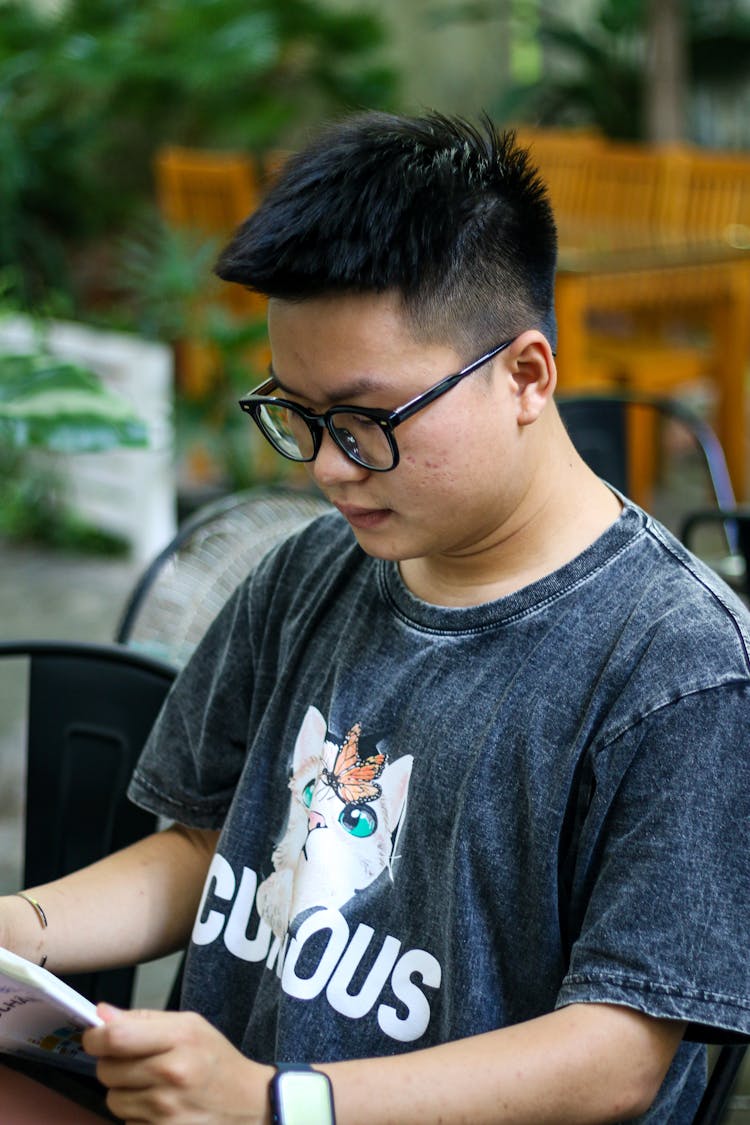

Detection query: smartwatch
xmin=270 ymin=1062 xmax=336 ymax=1125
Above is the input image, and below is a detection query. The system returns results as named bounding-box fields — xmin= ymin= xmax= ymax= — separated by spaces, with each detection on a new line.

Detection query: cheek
xmin=397 ymin=417 xmax=463 ymax=482
xmin=399 ymin=436 xmax=481 ymax=493
xmin=398 ymin=392 xmax=501 ymax=483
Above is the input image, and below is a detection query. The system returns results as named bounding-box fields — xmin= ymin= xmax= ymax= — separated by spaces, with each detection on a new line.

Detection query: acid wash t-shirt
xmin=129 ymin=501 xmax=750 ymax=1123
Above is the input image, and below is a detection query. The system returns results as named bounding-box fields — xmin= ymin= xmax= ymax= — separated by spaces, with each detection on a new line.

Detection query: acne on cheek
xmin=403 ymin=450 xmax=459 ymax=480
xmin=403 ymin=450 xmax=445 ymax=471
xmin=404 ymin=455 xmax=446 ymax=482
xmin=405 ymin=459 xmax=460 ymax=493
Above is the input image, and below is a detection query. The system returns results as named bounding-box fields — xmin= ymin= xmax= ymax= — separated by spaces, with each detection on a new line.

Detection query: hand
xmin=82 ymin=1004 xmax=273 ymax=1124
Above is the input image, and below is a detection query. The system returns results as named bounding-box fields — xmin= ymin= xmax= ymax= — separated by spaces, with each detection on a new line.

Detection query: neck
xmin=399 ymin=421 xmax=622 ymax=608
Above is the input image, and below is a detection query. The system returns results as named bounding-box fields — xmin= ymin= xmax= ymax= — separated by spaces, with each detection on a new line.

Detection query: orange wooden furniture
xmin=155 ymin=145 xmax=259 ymax=236
xmin=678 ymin=146 xmax=750 ymax=248
xmin=519 ymin=129 xmax=750 ymax=500
xmin=513 ymin=126 xmax=604 ymax=232
xmin=555 ymin=252 xmax=750 ymax=501
xmin=153 ymin=133 xmax=750 ymax=498
xmin=154 ymin=146 xmax=268 ymax=397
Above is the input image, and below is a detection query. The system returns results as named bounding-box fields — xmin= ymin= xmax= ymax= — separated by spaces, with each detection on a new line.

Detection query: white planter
xmin=0 ymin=317 xmax=176 ymax=564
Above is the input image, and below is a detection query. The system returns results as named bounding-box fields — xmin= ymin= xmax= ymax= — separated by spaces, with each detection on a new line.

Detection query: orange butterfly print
xmin=322 ymin=722 xmax=386 ymax=804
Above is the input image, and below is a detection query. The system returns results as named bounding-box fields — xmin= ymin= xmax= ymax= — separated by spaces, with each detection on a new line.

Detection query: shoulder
xmin=638 ymin=513 xmax=750 ymax=669
xmin=587 ymin=507 xmax=750 ymax=736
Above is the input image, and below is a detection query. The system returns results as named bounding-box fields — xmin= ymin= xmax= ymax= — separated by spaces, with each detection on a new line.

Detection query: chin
xmin=350 ymin=529 xmax=420 ymax=562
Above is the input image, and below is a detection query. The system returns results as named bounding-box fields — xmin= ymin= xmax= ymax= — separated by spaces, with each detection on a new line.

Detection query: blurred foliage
xmin=173 ymin=306 xmax=282 ymax=494
xmin=0 ymin=351 xmax=147 ymax=453
xmin=0 ymin=0 xmax=397 ymax=310
xmin=0 ymin=441 xmax=130 ymax=553
xmin=0 ymin=294 xmax=148 ymax=551
xmin=468 ymin=0 xmax=750 ymax=140
xmin=111 ymin=215 xmax=277 ymax=492
xmin=115 ymin=213 xmax=225 ymax=342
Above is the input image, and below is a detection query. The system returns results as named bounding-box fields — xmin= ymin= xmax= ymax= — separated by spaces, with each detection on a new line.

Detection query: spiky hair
xmin=216 ymin=111 xmax=558 ymax=351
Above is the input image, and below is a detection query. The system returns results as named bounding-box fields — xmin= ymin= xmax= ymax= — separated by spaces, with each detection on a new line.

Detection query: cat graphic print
xmin=257 ymin=706 xmax=414 ymax=940
xmin=191 ymin=705 xmax=442 ymax=1044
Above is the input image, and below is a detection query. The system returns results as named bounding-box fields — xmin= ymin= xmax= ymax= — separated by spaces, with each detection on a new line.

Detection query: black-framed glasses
xmin=238 ymin=338 xmax=515 ymax=472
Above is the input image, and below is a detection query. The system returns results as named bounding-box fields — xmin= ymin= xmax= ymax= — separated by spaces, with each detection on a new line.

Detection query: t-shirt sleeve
xmin=127 ymin=578 xmax=256 ymax=829
xmin=557 ymin=681 xmax=750 ymax=1043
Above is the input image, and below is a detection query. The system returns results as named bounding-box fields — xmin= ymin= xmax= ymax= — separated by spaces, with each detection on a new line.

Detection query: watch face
xmin=272 ymin=1070 xmax=335 ymax=1125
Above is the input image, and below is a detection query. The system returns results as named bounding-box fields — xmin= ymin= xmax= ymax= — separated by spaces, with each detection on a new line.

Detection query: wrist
xmin=235 ymin=1058 xmax=274 ymax=1125
xmin=270 ymin=1063 xmax=336 ymax=1125
xmin=1 ymin=893 xmax=48 ymax=966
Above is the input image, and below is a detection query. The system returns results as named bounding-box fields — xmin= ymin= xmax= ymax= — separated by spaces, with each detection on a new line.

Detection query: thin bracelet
xmin=14 ymin=892 xmax=48 ymax=967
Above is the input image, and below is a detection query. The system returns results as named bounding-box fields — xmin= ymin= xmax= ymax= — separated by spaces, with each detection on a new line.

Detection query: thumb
xmin=96 ymin=1001 xmax=124 ymax=1023
xmin=97 ymin=1002 xmax=167 ymax=1022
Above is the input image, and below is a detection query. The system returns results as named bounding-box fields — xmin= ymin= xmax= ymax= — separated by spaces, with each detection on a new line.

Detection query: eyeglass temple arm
xmin=392 ymin=339 xmax=515 ymax=425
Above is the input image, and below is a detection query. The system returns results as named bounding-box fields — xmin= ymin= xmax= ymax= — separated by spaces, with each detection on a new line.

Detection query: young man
xmin=2 ymin=113 xmax=749 ymax=1124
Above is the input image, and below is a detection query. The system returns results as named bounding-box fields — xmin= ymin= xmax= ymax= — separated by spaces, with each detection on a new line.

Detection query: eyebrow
xmin=269 ymin=363 xmax=385 ymax=406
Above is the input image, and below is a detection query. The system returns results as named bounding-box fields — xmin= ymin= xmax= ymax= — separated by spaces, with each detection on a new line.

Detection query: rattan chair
xmin=116 ymin=486 xmax=332 ymax=667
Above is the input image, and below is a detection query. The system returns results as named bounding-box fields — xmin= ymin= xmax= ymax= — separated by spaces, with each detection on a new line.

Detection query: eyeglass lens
xmin=258 ymin=402 xmax=394 ymax=470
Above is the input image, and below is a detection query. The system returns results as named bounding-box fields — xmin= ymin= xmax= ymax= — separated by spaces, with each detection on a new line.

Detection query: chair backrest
xmin=679 ymin=146 xmax=750 ymax=249
xmin=557 ymin=392 xmax=737 ymax=540
xmin=116 ymin=487 xmax=333 ymax=668
xmin=575 ymin=142 xmax=683 ymax=249
xmin=512 ymin=126 xmax=605 ymax=236
xmin=0 ymin=640 xmax=176 ymax=1006
xmin=154 ymin=144 xmax=260 ymax=237
xmin=681 ymin=506 xmax=750 ymax=600
xmin=693 ymin=1042 xmax=748 ymax=1124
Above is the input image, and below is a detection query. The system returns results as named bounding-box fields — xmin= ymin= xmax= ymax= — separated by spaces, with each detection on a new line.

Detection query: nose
xmin=308 ymin=809 xmax=326 ymax=831
xmin=309 ymin=428 xmax=370 ymax=489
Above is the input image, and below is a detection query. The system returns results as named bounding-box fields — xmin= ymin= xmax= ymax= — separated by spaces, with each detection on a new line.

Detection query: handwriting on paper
xmin=0 ymin=993 xmax=40 ymax=1017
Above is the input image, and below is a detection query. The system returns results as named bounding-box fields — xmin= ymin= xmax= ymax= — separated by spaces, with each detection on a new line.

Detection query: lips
xmin=334 ymin=502 xmax=392 ymax=529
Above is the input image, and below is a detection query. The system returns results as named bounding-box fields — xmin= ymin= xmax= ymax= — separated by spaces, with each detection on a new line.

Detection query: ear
xmin=506 ymin=330 xmax=557 ymax=426
xmin=378 ymin=754 xmax=413 ymax=831
xmin=292 ymin=706 xmax=327 ymax=772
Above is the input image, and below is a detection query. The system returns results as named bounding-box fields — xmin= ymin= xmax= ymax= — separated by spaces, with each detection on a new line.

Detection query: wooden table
xmin=555 ymin=239 xmax=750 ymax=499
xmin=0 ymin=1059 xmax=111 ymax=1123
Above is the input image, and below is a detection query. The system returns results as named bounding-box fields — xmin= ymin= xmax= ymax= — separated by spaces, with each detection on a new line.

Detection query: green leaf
xmin=0 ymin=351 xmax=148 ymax=451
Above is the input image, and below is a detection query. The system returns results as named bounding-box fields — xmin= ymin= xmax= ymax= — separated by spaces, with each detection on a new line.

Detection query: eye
xmin=302 ymin=779 xmax=315 ymax=808
xmin=338 ymin=804 xmax=377 ymax=838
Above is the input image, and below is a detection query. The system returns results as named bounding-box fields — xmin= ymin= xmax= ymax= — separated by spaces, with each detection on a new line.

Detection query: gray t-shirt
xmin=130 ymin=502 xmax=750 ymax=1122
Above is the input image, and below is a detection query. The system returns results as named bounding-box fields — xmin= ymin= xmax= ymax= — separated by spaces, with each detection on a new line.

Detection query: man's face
xmin=266 ymin=291 xmax=535 ymax=566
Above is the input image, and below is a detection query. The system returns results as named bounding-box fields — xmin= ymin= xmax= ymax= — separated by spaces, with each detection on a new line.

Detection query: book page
xmin=0 ymin=946 xmax=103 ymax=1074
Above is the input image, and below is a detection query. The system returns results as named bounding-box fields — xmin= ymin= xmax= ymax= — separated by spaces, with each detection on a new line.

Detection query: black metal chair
xmin=115 ymin=485 xmax=331 ymax=668
xmin=0 ymin=639 xmax=176 ymax=1007
xmin=557 ymin=392 xmax=736 ymax=518
xmin=694 ymin=1043 xmax=749 ymax=1124
xmin=681 ymin=506 xmax=750 ymax=601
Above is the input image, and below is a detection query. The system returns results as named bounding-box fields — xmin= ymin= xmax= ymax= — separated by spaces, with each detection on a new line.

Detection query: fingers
xmin=82 ymin=1009 xmax=270 ymax=1124
xmin=83 ymin=1005 xmax=182 ymax=1060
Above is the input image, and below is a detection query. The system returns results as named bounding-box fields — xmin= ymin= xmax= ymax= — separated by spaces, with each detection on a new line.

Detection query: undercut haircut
xmin=215 ymin=111 xmax=558 ymax=353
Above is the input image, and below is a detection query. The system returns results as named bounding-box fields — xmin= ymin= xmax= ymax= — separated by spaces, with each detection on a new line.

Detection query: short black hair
xmin=216 ymin=111 xmax=558 ymax=352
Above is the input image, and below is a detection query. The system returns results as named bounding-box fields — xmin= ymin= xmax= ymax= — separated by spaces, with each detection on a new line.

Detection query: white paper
xmin=0 ymin=946 xmax=103 ymax=1073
